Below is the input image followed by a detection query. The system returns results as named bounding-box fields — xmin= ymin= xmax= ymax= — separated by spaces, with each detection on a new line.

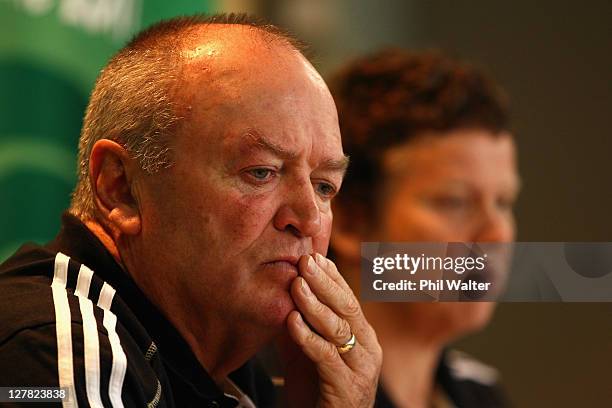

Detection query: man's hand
xmin=281 ymin=254 xmax=382 ymax=407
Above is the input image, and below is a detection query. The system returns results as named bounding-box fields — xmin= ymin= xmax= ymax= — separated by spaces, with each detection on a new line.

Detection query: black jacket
xmin=0 ymin=213 xmax=275 ymax=407
xmin=375 ymin=350 xmax=509 ymax=408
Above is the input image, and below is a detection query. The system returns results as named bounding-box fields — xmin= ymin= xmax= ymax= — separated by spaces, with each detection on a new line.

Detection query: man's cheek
xmin=312 ymin=213 xmax=333 ymax=255
xmin=226 ymin=192 xmax=276 ymax=237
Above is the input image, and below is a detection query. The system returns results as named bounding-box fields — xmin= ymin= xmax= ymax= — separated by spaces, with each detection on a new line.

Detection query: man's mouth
xmin=263 ymin=257 xmax=300 ymax=277
xmin=269 ymin=256 xmax=299 ymax=266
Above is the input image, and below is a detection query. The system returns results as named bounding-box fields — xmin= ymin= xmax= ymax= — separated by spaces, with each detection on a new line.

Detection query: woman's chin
xmin=449 ymin=301 xmax=497 ymax=335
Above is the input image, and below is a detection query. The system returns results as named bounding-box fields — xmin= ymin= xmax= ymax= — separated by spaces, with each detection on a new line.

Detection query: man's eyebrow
xmin=243 ymin=130 xmax=298 ymax=160
xmin=242 ymin=130 xmax=350 ymax=176
xmin=319 ymin=156 xmax=350 ymax=177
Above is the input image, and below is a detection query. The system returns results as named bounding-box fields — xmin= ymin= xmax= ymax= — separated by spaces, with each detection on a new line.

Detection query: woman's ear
xmin=89 ymin=139 xmax=141 ymax=236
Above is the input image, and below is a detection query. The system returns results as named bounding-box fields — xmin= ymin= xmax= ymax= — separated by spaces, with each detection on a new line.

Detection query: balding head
xmin=70 ymin=13 xmax=308 ymax=220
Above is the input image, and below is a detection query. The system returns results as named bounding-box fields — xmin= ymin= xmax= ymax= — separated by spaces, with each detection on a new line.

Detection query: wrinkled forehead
xmin=172 ymin=26 xmax=342 ymax=157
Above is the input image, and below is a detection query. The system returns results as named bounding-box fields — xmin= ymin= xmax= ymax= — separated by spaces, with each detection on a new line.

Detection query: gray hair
xmin=70 ymin=13 xmax=304 ymax=220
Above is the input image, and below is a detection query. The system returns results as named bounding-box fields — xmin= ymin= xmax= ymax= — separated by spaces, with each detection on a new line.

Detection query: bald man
xmin=0 ymin=14 xmax=381 ymax=407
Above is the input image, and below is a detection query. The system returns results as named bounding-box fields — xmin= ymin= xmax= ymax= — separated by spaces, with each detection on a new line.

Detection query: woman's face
xmin=375 ymin=128 xmax=520 ymax=336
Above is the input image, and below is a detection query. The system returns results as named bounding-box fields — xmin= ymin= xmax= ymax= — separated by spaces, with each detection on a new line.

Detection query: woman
xmin=329 ymin=50 xmax=520 ymax=408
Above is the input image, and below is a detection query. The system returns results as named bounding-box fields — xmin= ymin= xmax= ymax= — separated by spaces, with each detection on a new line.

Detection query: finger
xmin=287 ymin=308 xmax=370 ymax=372
xmin=299 ymin=255 xmax=379 ymax=351
xmin=291 ymin=276 xmax=353 ymax=347
xmin=299 ymin=255 xmax=363 ymax=324
xmin=286 ymin=310 xmax=344 ymax=369
xmin=314 ymin=253 xmax=352 ymax=292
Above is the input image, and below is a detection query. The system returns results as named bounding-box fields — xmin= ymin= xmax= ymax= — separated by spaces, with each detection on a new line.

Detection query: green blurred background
xmin=1 ymin=0 xmax=611 ymax=406
xmin=0 ymin=0 xmax=216 ymax=260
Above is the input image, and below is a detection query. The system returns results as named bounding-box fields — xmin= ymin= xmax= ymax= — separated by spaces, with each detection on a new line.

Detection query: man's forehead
xmin=173 ymin=25 xmax=342 ymax=165
xmin=177 ymin=26 xmax=320 ymax=106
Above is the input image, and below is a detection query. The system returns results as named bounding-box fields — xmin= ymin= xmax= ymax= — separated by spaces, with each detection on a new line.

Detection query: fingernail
xmin=295 ymin=313 xmax=305 ymax=327
xmin=307 ymin=255 xmax=317 ymax=274
xmin=315 ymin=253 xmax=326 ymax=266
xmin=300 ymin=278 xmax=312 ymax=296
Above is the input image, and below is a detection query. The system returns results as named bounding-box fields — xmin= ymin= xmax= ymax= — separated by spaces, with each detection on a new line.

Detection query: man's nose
xmin=273 ymin=179 xmax=322 ymax=238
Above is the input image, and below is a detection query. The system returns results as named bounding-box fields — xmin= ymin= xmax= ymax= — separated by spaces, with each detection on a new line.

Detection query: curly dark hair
xmin=329 ymin=49 xmax=510 ymax=226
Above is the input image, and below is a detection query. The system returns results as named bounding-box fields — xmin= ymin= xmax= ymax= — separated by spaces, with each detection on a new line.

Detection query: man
xmin=0 ymin=14 xmax=381 ymax=407
xmin=329 ymin=49 xmax=520 ymax=407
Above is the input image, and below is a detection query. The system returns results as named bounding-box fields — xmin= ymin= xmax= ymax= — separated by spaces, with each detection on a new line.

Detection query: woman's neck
xmin=364 ymin=302 xmax=445 ymax=408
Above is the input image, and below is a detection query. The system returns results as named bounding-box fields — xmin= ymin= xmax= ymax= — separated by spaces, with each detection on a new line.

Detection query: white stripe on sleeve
xmin=97 ymin=283 xmax=127 ymax=408
xmin=51 ymin=252 xmax=79 ymax=408
xmin=74 ymin=264 xmax=93 ymax=298
xmin=97 ymin=283 xmax=116 ymax=310
xmin=75 ymin=265 xmax=104 ymax=408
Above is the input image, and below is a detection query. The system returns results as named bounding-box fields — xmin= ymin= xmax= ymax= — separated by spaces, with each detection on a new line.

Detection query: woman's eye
xmin=497 ymin=197 xmax=515 ymax=211
xmin=432 ymin=196 xmax=469 ymax=209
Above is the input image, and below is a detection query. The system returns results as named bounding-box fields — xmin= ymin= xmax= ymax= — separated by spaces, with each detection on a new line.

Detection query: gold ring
xmin=337 ymin=333 xmax=356 ymax=354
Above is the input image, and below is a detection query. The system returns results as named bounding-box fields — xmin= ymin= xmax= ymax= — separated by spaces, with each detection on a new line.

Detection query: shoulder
xmin=0 ymin=243 xmax=59 ymax=342
xmin=0 ymin=247 xmax=163 ymax=407
xmin=0 ymin=246 xmax=143 ymax=347
xmin=439 ymin=350 xmax=509 ymax=408
xmin=444 ymin=349 xmax=501 ymax=386
xmin=0 ymin=319 xmax=162 ymax=407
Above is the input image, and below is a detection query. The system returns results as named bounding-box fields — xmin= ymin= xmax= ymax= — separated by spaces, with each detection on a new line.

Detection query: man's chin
xmin=257 ymin=291 xmax=296 ymax=329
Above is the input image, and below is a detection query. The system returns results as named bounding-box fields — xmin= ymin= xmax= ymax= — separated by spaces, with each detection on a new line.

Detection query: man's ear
xmin=330 ymin=203 xmax=364 ymax=262
xmin=89 ymin=139 xmax=141 ymax=236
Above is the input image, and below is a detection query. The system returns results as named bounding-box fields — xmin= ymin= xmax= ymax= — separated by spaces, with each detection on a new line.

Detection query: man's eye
xmin=316 ymin=182 xmax=337 ymax=198
xmin=248 ymin=168 xmax=275 ymax=180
